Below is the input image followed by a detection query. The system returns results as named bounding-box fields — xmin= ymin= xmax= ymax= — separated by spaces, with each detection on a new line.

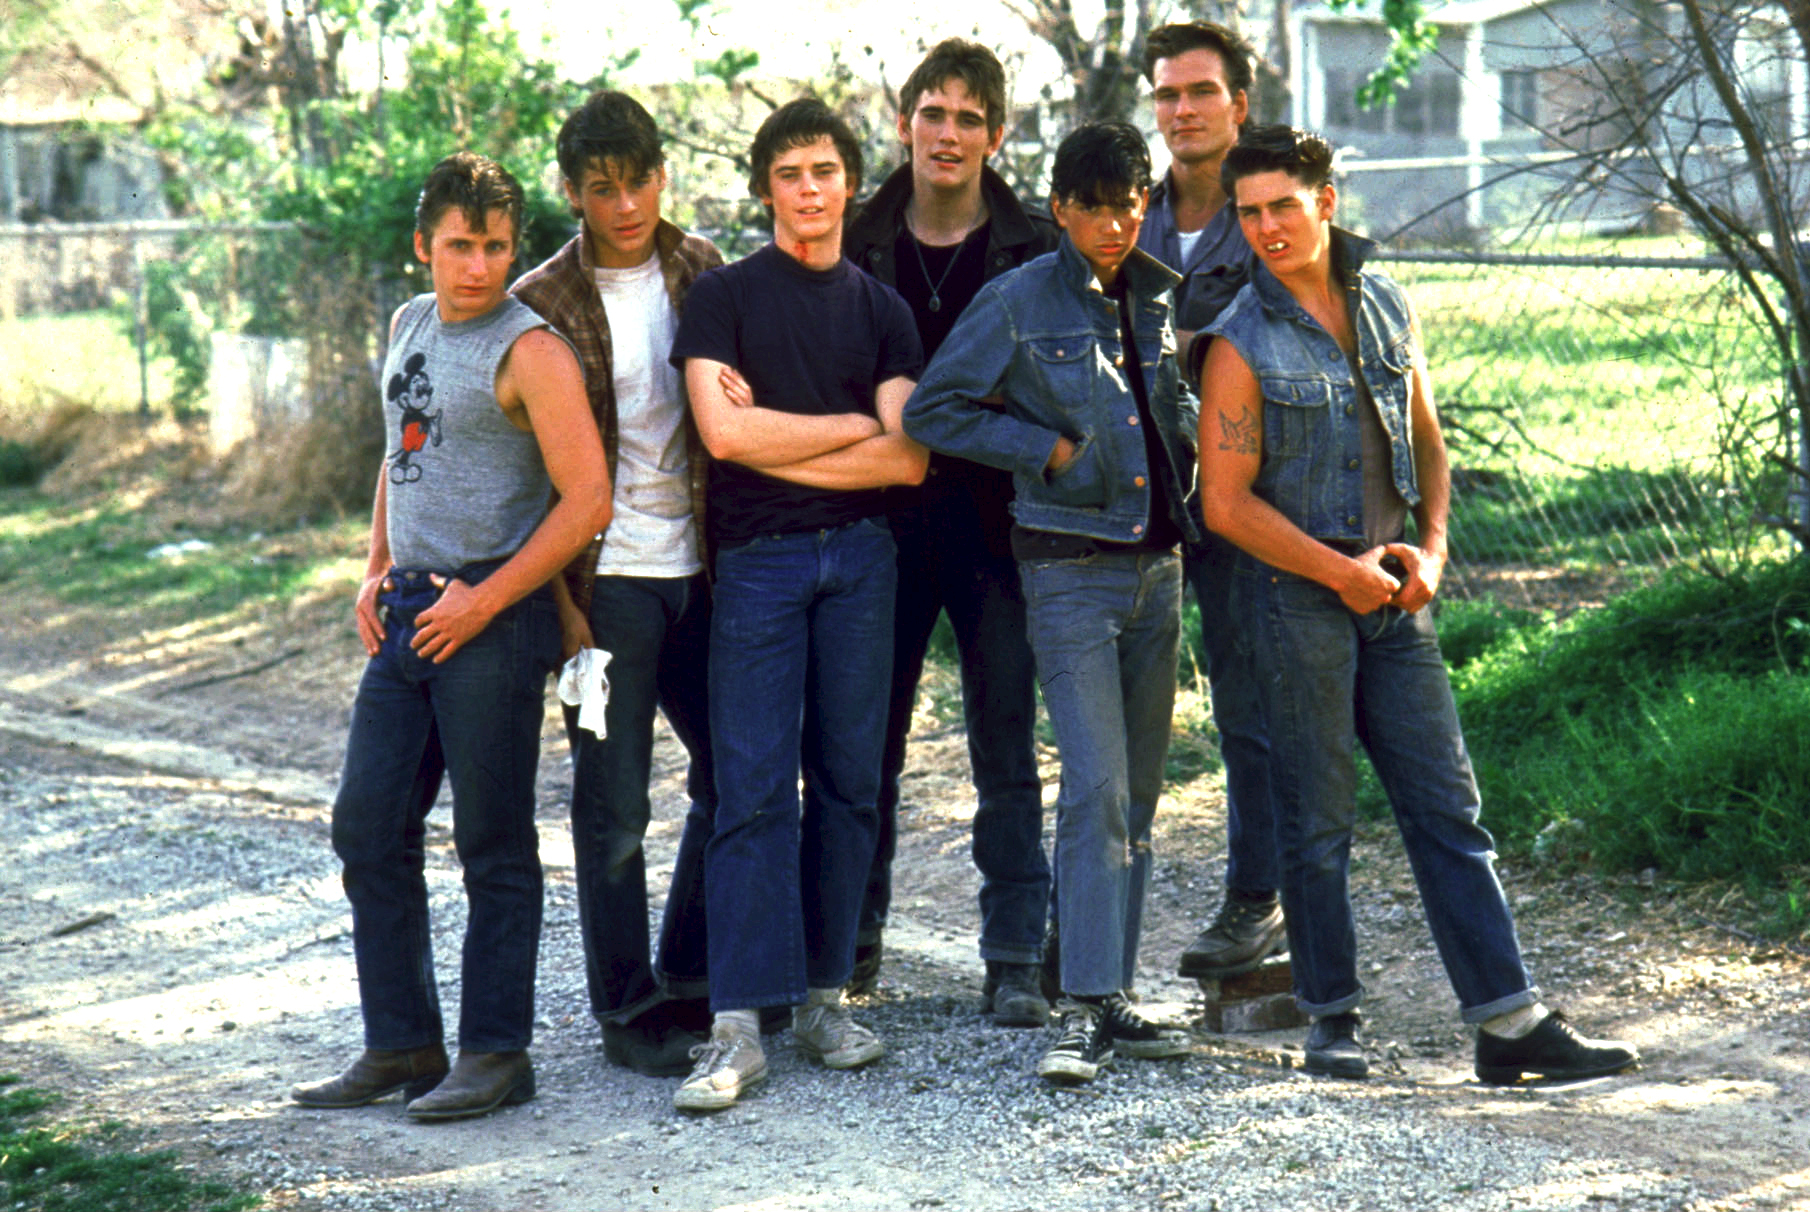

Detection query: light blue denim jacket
xmin=1204 ymin=229 xmax=1420 ymax=542
xmin=903 ymin=237 xmax=1203 ymax=546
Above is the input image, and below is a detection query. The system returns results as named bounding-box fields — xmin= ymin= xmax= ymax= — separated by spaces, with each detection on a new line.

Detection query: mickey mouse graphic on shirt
xmin=387 ymin=352 xmax=443 ymax=484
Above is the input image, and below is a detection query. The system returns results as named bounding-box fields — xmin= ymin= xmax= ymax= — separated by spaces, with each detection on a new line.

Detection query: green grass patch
xmin=0 ymin=490 xmax=357 ymax=617
xmin=0 ymin=1075 xmax=258 ymax=1212
xmin=1450 ymin=557 xmax=1810 ymax=914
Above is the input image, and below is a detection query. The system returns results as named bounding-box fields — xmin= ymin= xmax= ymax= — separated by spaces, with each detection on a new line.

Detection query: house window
xmin=1736 ymin=19 xmax=1798 ymax=140
xmin=1323 ymin=65 xmax=1459 ymax=137
xmin=1501 ymin=69 xmax=1540 ymax=129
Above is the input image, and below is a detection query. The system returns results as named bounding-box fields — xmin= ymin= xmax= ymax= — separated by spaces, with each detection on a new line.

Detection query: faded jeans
xmin=1021 ymin=549 xmax=1181 ymax=997
xmin=1237 ymin=560 xmax=1539 ymax=1022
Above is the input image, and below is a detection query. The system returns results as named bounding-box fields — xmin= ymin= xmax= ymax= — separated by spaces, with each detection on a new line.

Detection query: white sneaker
xmin=672 ymin=1024 xmax=766 ymax=1112
xmin=792 ymin=1000 xmax=885 ymax=1069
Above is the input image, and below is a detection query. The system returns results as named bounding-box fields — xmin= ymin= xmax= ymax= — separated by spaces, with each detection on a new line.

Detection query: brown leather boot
xmin=291 ymin=1044 xmax=449 ymax=1108
xmin=405 ymin=1050 xmax=535 ymax=1121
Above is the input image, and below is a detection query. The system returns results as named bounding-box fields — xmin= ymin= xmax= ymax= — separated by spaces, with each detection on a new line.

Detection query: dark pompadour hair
xmin=1050 ymin=122 xmax=1153 ymax=208
xmin=556 ymin=90 xmax=665 ymax=188
xmin=748 ymin=96 xmax=865 ymax=201
xmin=898 ymin=38 xmax=1008 ymax=134
xmin=414 ymin=151 xmax=525 ymax=246
xmin=1220 ymin=124 xmax=1336 ymax=195
xmin=1141 ymin=21 xmax=1256 ymax=98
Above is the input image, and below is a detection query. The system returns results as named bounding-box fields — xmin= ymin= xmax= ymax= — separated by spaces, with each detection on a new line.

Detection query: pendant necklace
xmin=910 ymin=224 xmax=970 ymax=313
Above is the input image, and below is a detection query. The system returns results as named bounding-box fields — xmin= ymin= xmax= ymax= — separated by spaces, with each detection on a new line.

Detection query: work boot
xmin=846 ymin=932 xmax=883 ymax=997
xmin=1177 ymin=892 xmax=1287 ymax=979
xmin=983 ymin=961 xmax=1051 ymax=1027
xmin=1304 ymin=1012 xmax=1369 ymax=1079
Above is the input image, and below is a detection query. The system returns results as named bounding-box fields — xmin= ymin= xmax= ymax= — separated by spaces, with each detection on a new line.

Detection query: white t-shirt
xmin=594 ymin=257 xmax=701 ymax=577
xmin=1176 ymin=226 xmax=1205 ymax=266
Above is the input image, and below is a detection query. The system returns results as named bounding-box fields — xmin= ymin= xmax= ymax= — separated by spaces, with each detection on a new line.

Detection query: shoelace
xmin=1051 ymin=1000 xmax=1100 ymax=1049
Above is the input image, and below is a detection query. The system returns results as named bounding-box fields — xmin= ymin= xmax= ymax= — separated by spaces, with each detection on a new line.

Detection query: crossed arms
xmin=685 ymin=360 xmax=928 ymax=490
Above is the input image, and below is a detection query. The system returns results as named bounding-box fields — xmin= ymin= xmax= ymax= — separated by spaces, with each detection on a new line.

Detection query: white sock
xmin=714 ymin=1009 xmax=759 ymax=1038
xmin=1481 ymin=1002 xmax=1550 ymax=1039
xmin=805 ymin=986 xmax=842 ymax=1008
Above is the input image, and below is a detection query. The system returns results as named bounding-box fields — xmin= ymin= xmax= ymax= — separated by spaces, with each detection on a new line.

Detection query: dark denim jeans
xmin=863 ymin=485 xmax=1047 ymax=965
xmin=331 ymin=567 xmax=559 ymax=1053
xmin=705 ymin=517 xmax=896 ymax=1010
xmin=1183 ymin=531 xmax=1279 ymax=897
xmin=562 ymin=572 xmax=714 ymax=1026
xmin=1237 ymin=561 xmax=1539 ymax=1022
xmin=1021 ymin=549 xmax=1181 ymax=997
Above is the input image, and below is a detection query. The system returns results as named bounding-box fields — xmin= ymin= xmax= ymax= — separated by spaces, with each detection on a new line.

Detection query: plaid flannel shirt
xmin=511 ymin=219 xmax=724 ymax=615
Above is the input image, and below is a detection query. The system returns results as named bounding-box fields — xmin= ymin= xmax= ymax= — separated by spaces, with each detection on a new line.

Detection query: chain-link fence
xmin=1375 ymin=249 xmax=1791 ymax=609
xmin=2 ymin=221 xmax=1792 ymax=599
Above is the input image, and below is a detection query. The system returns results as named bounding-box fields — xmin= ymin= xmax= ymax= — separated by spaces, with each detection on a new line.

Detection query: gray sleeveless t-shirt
xmin=380 ymin=294 xmax=556 ymax=573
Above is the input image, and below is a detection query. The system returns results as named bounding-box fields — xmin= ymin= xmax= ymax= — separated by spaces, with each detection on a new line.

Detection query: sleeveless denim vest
xmin=1205 ymin=230 xmax=1420 ymax=542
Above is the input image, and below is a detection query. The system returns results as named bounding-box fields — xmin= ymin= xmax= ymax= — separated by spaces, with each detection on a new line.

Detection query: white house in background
xmin=1289 ymin=0 xmax=1810 ymax=239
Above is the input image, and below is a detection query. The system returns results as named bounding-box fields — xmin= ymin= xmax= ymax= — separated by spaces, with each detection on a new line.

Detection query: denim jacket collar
xmin=1054 ymin=235 xmax=1181 ymax=309
xmin=1250 ymin=225 xmax=1376 ymax=321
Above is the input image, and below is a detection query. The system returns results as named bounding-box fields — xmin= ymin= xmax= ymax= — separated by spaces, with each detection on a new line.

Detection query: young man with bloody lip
xmin=841 ymin=38 xmax=1057 ymax=1025
xmin=1199 ymin=124 xmax=1639 ymax=1085
xmin=667 ymin=98 xmax=927 ymax=1112
xmin=509 ymin=90 xmax=726 ymax=1079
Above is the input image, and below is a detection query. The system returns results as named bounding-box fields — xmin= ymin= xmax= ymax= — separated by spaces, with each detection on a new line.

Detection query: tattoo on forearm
xmin=1219 ymin=405 xmax=1259 ymax=455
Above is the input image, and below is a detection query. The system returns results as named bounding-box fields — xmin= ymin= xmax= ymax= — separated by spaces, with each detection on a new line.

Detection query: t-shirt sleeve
xmin=668 ymin=266 xmax=737 ymax=369
xmin=873 ymin=285 xmax=925 ymax=382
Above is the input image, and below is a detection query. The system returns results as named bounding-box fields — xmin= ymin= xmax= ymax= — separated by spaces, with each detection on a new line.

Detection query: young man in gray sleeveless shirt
xmin=292 ymin=152 xmax=608 ymax=1121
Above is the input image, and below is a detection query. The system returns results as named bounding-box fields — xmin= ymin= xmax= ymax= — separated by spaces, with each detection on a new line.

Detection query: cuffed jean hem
xmin=598 ymin=986 xmax=668 ymax=1028
xmin=657 ymin=975 xmax=711 ymax=1002
xmin=1459 ymin=986 xmax=1543 ymax=1025
xmin=1296 ymin=987 xmax=1366 ymax=1019
xmin=978 ymin=941 xmax=1043 ymax=966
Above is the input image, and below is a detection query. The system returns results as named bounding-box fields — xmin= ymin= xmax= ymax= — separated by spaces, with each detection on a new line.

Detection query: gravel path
xmin=3 ymin=613 xmax=1808 ymax=1212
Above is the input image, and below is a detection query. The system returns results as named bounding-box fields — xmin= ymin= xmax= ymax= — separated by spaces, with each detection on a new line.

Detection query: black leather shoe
xmin=1178 ymin=893 xmax=1287 ymax=979
xmin=603 ymin=1020 xmax=704 ymax=1077
xmin=291 ymin=1045 xmax=448 ymax=1108
xmin=405 ymin=1050 xmax=535 ymax=1121
xmin=1304 ymin=1012 xmax=1369 ymax=1078
xmin=1475 ymin=1012 xmax=1639 ymax=1085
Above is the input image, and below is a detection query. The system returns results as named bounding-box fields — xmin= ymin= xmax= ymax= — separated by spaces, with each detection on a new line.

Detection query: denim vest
xmin=904 ymin=238 xmax=1203 ymax=547
xmin=1205 ymin=230 xmax=1420 ymax=541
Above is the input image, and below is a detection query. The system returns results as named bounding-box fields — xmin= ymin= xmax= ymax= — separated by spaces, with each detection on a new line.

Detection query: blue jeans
xmin=562 ymin=572 xmax=714 ymax=1026
xmin=1021 ymin=549 xmax=1182 ymax=997
xmin=1237 ymin=561 xmax=1539 ymax=1022
xmin=863 ymin=483 xmax=1047 ymax=964
xmin=332 ymin=567 xmax=559 ymax=1053
xmin=705 ymin=518 xmax=896 ymax=1011
xmin=1183 ymin=531 xmax=1279 ymax=898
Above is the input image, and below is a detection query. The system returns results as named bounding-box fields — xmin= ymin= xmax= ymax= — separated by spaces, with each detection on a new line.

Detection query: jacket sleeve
xmin=902 ymin=282 xmax=1065 ymax=480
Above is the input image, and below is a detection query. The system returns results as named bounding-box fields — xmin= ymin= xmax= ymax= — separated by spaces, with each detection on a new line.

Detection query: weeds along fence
xmin=0 ymin=222 xmax=1789 ymax=597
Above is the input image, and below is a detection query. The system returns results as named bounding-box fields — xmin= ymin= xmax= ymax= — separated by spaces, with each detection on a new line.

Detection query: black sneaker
xmin=1304 ymin=1011 xmax=1369 ymax=1078
xmin=1475 ymin=1011 xmax=1639 ymax=1085
xmin=846 ymin=933 xmax=883 ymax=997
xmin=1037 ymin=998 xmax=1114 ymax=1085
xmin=1177 ymin=893 xmax=1287 ymax=979
xmin=1102 ymin=992 xmax=1190 ymax=1058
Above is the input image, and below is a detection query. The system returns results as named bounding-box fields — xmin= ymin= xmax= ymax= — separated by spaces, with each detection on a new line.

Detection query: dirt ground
xmin=2 ymin=429 xmax=1808 ymax=1210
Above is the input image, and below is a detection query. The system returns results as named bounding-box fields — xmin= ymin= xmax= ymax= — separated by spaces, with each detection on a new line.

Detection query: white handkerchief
xmin=556 ymin=647 xmax=612 ymax=738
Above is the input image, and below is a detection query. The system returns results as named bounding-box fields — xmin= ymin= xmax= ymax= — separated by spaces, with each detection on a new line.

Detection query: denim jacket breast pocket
xmin=1257 ymin=372 xmax=1333 ymax=458
xmin=1365 ymin=330 xmax=1415 ymax=425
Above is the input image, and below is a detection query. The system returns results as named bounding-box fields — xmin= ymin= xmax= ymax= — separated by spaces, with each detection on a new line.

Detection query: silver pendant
xmin=928 ymin=295 xmax=942 ymax=313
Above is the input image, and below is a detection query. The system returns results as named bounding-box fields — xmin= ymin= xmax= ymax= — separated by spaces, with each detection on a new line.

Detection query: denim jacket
xmin=1205 ymin=229 xmax=1420 ymax=542
xmin=904 ymin=237 xmax=1203 ymax=546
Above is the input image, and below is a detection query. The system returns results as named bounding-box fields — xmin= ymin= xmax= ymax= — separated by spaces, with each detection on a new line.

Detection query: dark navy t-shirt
xmin=671 ymin=243 xmax=924 ymax=544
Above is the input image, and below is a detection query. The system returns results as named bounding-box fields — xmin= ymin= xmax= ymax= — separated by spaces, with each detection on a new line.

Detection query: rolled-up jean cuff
xmin=978 ymin=942 xmax=1042 ymax=966
xmin=1459 ymin=986 xmax=1542 ymax=1025
xmin=657 ymin=974 xmax=711 ymax=1003
xmin=1296 ymin=985 xmax=1366 ymax=1019
xmin=599 ymin=986 xmax=666 ymax=1028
